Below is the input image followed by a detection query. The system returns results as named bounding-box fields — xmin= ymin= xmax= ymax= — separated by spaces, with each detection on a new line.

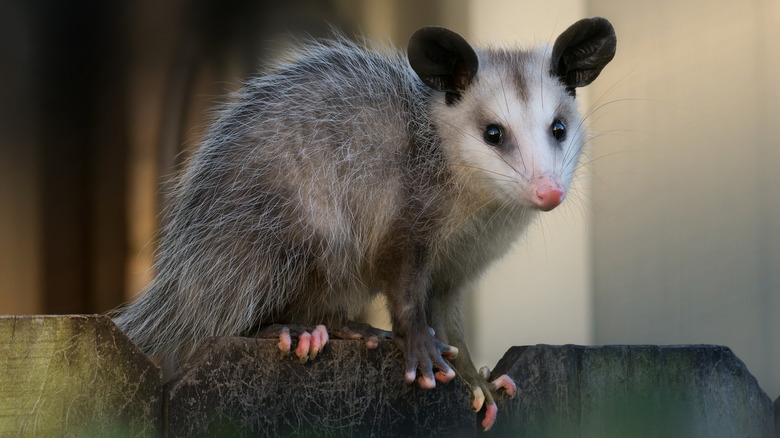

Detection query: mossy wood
xmin=0 ymin=315 xmax=162 ymax=437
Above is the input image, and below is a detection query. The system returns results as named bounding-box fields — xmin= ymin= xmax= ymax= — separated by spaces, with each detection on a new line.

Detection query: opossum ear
xmin=551 ymin=17 xmax=616 ymax=95
xmin=408 ymin=26 xmax=479 ymax=100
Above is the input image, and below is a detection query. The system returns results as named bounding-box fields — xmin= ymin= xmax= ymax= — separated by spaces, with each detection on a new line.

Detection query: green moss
xmin=0 ymin=315 xmax=162 ymax=437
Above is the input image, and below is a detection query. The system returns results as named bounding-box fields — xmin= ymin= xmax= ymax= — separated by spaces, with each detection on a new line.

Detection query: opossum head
xmin=408 ymin=18 xmax=616 ymax=211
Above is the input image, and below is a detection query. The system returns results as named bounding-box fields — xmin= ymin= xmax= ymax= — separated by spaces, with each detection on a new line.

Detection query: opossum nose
xmin=533 ymin=186 xmax=565 ymax=211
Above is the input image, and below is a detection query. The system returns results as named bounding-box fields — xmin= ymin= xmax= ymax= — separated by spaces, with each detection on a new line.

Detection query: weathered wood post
xmin=1 ymin=315 xmax=776 ymax=438
xmin=0 ymin=315 xmax=162 ymax=437
xmin=487 ymin=345 xmax=775 ymax=438
xmin=165 ymin=338 xmax=475 ymax=437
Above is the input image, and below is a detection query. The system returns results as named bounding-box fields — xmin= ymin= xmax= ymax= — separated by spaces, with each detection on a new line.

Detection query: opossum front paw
xmin=257 ymin=323 xmax=329 ymax=363
xmin=333 ymin=321 xmax=392 ymax=349
xmin=468 ymin=366 xmax=517 ymax=431
xmin=393 ymin=329 xmax=458 ymax=389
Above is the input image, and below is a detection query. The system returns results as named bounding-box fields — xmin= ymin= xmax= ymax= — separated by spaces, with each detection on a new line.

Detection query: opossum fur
xmin=113 ymin=18 xmax=616 ymax=405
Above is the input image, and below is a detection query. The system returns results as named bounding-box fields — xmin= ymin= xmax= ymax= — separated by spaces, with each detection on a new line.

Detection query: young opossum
xmin=114 ymin=17 xmax=616 ymax=430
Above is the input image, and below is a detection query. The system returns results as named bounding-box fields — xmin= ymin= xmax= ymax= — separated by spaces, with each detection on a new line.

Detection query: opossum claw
xmin=257 ymin=323 xmax=330 ymax=362
xmin=479 ymin=366 xmax=516 ymax=397
xmin=482 ymin=403 xmax=498 ymax=431
xmin=295 ymin=331 xmax=311 ymax=362
xmin=442 ymin=345 xmax=458 ymax=360
xmin=491 ymin=374 xmax=517 ymax=398
xmin=394 ymin=329 xmax=456 ymax=389
xmin=255 ymin=324 xmax=292 ymax=358
xmin=463 ymin=366 xmax=515 ymax=431
xmin=472 ymin=382 xmax=499 ymax=431
xmin=416 ymin=374 xmax=436 ymax=389
xmin=278 ymin=327 xmax=292 ymax=358
xmin=434 ymin=366 xmax=456 ymax=383
xmin=472 ymin=386 xmax=486 ymax=412
xmin=334 ymin=321 xmax=392 ymax=349
xmin=308 ymin=325 xmax=328 ymax=360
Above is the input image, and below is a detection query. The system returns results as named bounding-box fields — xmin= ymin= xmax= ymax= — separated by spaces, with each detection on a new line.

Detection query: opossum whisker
xmin=563 ymin=128 xmax=588 ymax=172
xmin=498 ymin=75 xmax=513 ymax=126
xmin=449 ymin=162 xmax=515 ymax=180
xmin=475 ymin=146 xmax=533 ymax=186
xmin=580 ymin=68 xmax=637 ymax=119
xmin=444 ymin=119 xmax=531 ymax=185
xmin=495 ymin=75 xmax=530 ymax=175
xmin=574 ymin=149 xmax=630 ymax=175
xmin=439 ymin=195 xmax=499 ymax=244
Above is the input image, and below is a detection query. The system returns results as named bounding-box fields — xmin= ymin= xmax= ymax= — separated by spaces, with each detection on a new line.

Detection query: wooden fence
xmin=1 ymin=315 xmax=777 ymax=437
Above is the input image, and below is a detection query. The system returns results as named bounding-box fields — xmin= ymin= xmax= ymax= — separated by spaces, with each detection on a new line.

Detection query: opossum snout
xmin=532 ymin=182 xmax=565 ymax=212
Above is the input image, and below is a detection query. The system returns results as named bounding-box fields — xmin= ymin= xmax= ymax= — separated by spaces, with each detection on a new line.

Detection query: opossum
xmin=113 ymin=17 xmax=616 ymax=431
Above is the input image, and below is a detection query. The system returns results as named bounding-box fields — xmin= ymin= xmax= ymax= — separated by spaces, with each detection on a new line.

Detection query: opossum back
xmin=167 ymin=42 xmax=435 ymax=322
xmin=200 ymin=42 xmax=440 ymax=257
xmin=114 ymin=39 xmax=441 ymax=365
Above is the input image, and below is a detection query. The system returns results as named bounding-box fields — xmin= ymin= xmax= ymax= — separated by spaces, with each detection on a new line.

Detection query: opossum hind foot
xmin=470 ymin=366 xmax=517 ymax=431
xmin=333 ymin=321 xmax=392 ymax=349
xmin=257 ymin=324 xmax=329 ymax=363
xmin=257 ymin=321 xmax=393 ymax=363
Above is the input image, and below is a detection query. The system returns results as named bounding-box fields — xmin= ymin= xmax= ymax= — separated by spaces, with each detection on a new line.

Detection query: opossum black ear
xmin=551 ymin=17 xmax=616 ymax=95
xmin=408 ymin=26 xmax=479 ymax=95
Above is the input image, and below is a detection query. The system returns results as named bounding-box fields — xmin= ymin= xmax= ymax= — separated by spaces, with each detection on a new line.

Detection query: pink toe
xmin=493 ymin=374 xmax=517 ymax=398
xmin=443 ymin=346 xmax=459 ymax=360
xmin=309 ymin=330 xmax=322 ymax=358
xmin=295 ymin=332 xmax=311 ymax=361
xmin=434 ymin=367 xmax=455 ymax=383
xmin=314 ymin=325 xmax=329 ymax=345
xmin=472 ymin=387 xmax=485 ymax=412
xmin=482 ymin=403 xmax=498 ymax=431
xmin=417 ymin=375 xmax=436 ymax=389
xmin=277 ymin=329 xmax=292 ymax=356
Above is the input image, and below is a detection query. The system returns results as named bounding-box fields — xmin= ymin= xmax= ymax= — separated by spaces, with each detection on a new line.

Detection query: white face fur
xmin=434 ymin=48 xmax=583 ymax=212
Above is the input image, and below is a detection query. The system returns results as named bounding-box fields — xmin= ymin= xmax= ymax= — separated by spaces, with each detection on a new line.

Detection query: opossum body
xmin=114 ymin=17 xmax=616 ymax=430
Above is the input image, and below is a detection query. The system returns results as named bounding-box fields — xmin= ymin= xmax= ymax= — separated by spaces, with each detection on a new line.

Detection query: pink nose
xmin=533 ymin=187 xmax=565 ymax=211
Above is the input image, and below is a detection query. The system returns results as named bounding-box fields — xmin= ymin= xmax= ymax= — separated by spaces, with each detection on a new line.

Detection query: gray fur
xmin=113 ymin=20 xmax=615 ymax=385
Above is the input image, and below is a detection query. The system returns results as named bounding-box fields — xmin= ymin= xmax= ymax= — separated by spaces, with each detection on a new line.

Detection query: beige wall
xmin=462 ymin=0 xmax=780 ymax=400
xmin=588 ymin=1 xmax=780 ymax=398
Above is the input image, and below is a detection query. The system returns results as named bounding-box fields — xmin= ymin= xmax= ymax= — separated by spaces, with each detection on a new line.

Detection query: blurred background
xmin=1 ymin=0 xmax=777 ymax=399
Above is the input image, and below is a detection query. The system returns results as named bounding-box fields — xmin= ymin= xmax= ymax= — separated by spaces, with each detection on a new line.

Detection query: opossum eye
xmin=551 ymin=120 xmax=566 ymax=142
xmin=483 ymin=124 xmax=504 ymax=146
